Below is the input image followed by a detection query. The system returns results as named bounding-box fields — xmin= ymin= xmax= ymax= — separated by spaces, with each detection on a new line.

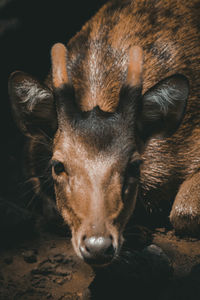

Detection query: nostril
xmin=85 ymin=245 xmax=90 ymax=253
xmin=82 ymin=235 xmax=86 ymax=241
xmin=79 ymin=235 xmax=116 ymax=265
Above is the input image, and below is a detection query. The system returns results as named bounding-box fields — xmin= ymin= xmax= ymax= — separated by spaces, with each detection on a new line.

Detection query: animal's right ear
xmin=137 ymin=74 xmax=189 ymax=144
xmin=8 ymin=71 xmax=57 ymax=137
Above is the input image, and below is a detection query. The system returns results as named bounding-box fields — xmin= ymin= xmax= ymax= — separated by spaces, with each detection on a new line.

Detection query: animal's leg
xmin=170 ymin=171 xmax=200 ymax=236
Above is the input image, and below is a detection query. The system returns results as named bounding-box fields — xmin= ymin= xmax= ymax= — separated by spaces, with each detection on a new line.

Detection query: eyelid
xmin=51 ymin=159 xmax=64 ymax=167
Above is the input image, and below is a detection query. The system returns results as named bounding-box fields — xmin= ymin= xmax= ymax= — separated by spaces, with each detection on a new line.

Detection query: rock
xmin=144 ymin=244 xmax=170 ymax=260
xmin=142 ymin=244 xmax=173 ymax=281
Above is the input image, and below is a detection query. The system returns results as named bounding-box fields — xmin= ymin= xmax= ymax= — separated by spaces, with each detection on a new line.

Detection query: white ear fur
xmin=137 ymin=74 xmax=189 ymax=141
xmin=8 ymin=71 xmax=56 ymax=136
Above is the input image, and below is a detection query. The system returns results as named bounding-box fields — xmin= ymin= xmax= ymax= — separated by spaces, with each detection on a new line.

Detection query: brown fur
xmin=8 ymin=0 xmax=200 ymax=265
xmin=64 ymin=0 xmax=200 ymax=231
xmin=67 ymin=0 xmax=200 ymax=113
xmin=170 ymin=170 xmax=200 ymax=235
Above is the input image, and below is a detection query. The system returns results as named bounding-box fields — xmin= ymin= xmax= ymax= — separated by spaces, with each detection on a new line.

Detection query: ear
xmin=137 ymin=74 xmax=189 ymax=142
xmin=8 ymin=71 xmax=57 ymax=137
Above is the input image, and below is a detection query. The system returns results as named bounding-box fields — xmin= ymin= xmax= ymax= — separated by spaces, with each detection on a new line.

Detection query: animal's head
xmin=8 ymin=43 xmax=189 ymax=266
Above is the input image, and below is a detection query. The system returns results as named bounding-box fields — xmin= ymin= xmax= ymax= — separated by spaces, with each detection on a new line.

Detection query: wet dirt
xmin=0 ymin=228 xmax=200 ymax=300
xmin=0 ymin=232 xmax=93 ymax=300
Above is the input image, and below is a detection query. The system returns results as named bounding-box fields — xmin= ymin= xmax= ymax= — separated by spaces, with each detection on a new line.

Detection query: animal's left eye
xmin=126 ymin=159 xmax=142 ymax=178
xmin=51 ymin=160 xmax=65 ymax=176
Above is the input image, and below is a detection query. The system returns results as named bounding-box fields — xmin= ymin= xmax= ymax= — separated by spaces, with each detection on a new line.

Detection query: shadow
xmin=89 ymin=256 xmax=200 ymax=300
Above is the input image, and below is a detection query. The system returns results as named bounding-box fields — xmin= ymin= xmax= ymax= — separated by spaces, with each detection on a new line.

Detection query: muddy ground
xmin=1 ymin=225 xmax=200 ymax=300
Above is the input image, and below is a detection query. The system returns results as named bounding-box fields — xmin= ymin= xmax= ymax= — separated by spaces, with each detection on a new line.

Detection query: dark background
xmin=0 ymin=0 xmax=107 ymax=239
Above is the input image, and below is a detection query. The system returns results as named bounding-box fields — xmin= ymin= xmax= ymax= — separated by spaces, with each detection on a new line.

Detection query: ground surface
xmin=0 ymin=228 xmax=200 ymax=300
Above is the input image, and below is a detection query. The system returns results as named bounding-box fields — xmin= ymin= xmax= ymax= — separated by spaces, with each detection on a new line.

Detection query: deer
xmin=8 ymin=0 xmax=200 ymax=267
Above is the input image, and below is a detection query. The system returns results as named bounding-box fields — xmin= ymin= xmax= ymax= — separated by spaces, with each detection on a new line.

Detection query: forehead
xmin=54 ymin=141 xmax=117 ymax=178
xmin=54 ymin=105 xmax=136 ymax=160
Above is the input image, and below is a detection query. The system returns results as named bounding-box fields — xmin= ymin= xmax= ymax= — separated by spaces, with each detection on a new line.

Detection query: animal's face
xmin=8 ymin=43 xmax=189 ymax=266
xmin=51 ymin=102 xmax=141 ymax=265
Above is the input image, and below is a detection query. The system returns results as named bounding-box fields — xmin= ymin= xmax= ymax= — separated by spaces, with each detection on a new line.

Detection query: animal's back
xmin=67 ymin=0 xmax=200 ymax=113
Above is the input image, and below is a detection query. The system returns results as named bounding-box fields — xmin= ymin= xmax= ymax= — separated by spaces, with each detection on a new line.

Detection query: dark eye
xmin=126 ymin=159 xmax=142 ymax=178
xmin=122 ymin=159 xmax=142 ymax=198
xmin=52 ymin=160 xmax=65 ymax=176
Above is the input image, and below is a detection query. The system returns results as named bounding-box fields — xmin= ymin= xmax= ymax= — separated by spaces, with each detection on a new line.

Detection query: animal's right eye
xmin=126 ymin=159 xmax=142 ymax=178
xmin=51 ymin=160 xmax=65 ymax=176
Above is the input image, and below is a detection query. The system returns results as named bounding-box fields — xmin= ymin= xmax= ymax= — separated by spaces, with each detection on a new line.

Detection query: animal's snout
xmin=79 ymin=235 xmax=115 ymax=266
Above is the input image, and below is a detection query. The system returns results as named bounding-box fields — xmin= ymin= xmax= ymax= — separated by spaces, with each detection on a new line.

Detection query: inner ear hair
xmin=8 ymin=71 xmax=56 ymax=137
xmin=137 ymin=73 xmax=189 ymax=143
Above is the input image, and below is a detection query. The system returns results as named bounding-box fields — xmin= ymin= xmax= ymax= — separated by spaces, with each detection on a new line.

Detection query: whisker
xmin=16 ymin=168 xmax=51 ymax=185
xmin=17 ymin=177 xmax=41 ymax=187
xmin=38 ymin=129 xmax=53 ymax=142
xmin=0 ymin=198 xmax=32 ymax=216
xmin=16 ymin=186 xmax=36 ymax=200
xmin=25 ymin=192 xmax=40 ymax=209
xmin=29 ymin=134 xmax=53 ymax=145
xmin=16 ymin=174 xmax=54 ymax=205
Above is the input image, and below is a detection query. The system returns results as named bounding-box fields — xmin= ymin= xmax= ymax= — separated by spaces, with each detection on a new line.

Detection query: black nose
xmin=79 ymin=235 xmax=115 ymax=265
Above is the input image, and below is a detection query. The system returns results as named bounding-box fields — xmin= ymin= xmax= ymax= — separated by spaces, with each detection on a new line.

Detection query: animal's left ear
xmin=8 ymin=71 xmax=57 ymax=137
xmin=137 ymin=74 xmax=189 ymax=142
